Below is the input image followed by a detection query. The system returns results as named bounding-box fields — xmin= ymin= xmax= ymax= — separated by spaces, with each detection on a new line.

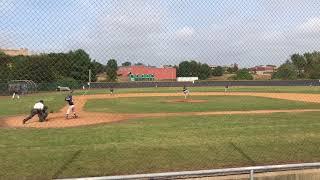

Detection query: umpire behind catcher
xmin=23 ymin=100 xmax=49 ymax=124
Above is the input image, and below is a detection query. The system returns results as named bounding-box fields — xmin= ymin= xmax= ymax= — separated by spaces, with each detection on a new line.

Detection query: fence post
xmin=250 ymin=169 xmax=254 ymax=180
xmin=88 ymin=69 xmax=91 ymax=89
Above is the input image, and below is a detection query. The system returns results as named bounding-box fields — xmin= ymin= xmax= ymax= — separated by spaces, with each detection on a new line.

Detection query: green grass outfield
xmin=1 ymin=112 xmax=320 ymax=179
xmin=75 ymin=86 xmax=320 ymax=95
xmin=84 ymin=96 xmax=320 ymax=113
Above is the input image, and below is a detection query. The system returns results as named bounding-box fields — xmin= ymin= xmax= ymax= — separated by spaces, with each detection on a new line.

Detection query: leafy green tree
xmin=48 ymin=49 xmax=95 ymax=82
xmin=8 ymin=49 xmax=97 ymax=84
xmin=306 ymin=64 xmax=320 ymax=79
xmin=89 ymin=60 xmax=104 ymax=82
xmin=177 ymin=61 xmax=211 ymax=80
xmin=233 ymin=69 xmax=253 ymax=80
xmin=69 ymin=49 xmax=92 ymax=82
xmin=303 ymin=51 xmax=320 ymax=79
xmin=227 ymin=64 xmax=239 ymax=73
xmin=198 ymin=63 xmax=211 ymax=80
xmin=122 ymin=61 xmax=132 ymax=66
xmin=212 ymin=66 xmax=224 ymax=76
xmin=189 ymin=61 xmax=200 ymax=77
xmin=291 ymin=54 xmax=306 ymax=78
xmin=91 ymin=60 xmax=105 ymax=74
xmin=177 ymin=61 xmax=191 ymax=77
xmin=0 ymin=48 xmax=101 ymax=86
xmin=177 ymin=60 xmax=200 ymax=77
xmin=106 ymin=59 xmax=118 ymax=81
xmin=272 ymin=61 xmax=298 ymax=80
xmin=12 ymin=55 xmax=56 ymax=83
xmin=275 ymin=51 xmax=320 ymax=79
xmin=233 ymin=64 xmax=239 ymax=72
xmin=48 ymin=52 xmax=71 ymax=79
xmin=0 ymin=52 xmax=12 ymax=82
xmin=134 ymin=62 xmax=144 ymax=66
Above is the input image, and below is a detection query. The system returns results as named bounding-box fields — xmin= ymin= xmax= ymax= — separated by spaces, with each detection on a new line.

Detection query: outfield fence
xmin=1 ymin=80 xmax=320 ymax=95
xmin=57 ymin=162 xmax=320 ymax=180
xmin=89 ymin=80 xmax=320 ymax=89
xmin=0 ymin=80 xmax=319 ymax=95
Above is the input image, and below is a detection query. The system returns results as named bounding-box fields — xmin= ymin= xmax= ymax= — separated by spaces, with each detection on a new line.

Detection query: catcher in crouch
xmin=23 ymin=100 xmax=49 ymax=124
xmin=65 ymin=91 xmax=78 ymax=119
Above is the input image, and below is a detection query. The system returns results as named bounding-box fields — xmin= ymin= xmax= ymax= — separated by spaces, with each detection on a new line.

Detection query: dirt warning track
xmin=1 ymin=92 xmax=320 ymax=128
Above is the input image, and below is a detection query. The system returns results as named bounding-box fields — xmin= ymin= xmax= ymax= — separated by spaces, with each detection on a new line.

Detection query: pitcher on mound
xmin=183 ymin=85 xmax=190 ymax=99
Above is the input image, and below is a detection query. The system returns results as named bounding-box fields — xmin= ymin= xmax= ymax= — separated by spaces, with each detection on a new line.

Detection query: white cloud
xmin=72 ymin=0 xmax=168 ymax=64
xmin=49 ymin=3 xmax=320 ymax=67
xmin=298 ymin=17 xmax=320 ymax=33
xmin=5 ymin=0 xmax=320 ymax=67
xmin=175 ymin=27 xmax=195 ymax=38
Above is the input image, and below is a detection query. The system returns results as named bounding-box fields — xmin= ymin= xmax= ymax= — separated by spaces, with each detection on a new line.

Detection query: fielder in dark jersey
xmin=110 ymin=87 xmax=114 ymax=95
xmin=65 ymin=91 xmax=78 ymax=119
xmin=182 ymin=85 xmax=189 ymax=99
xmin=12 ymin=87 xmax=21 ymax=99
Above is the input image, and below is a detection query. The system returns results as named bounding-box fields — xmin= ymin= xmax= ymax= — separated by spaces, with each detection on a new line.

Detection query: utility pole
xmin=88 ymin=69 xmax=91 ymax=89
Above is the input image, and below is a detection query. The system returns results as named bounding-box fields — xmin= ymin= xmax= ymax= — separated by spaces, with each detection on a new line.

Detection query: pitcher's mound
xmin=166 ymin=99 xmax=208 ymax=103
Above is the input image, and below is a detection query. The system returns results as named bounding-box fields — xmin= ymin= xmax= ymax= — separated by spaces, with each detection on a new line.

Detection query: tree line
xmin=1 ymin=48 xmax=272 ymax=84
xmin=0 ymin=49 xmax=105 ymax=84
xmin=3 ymin=49 xmax=320 ymax=85
xmin=176 ymin=61 xmax=252 ymax=80
xmin=177 ymin=51 xmax=320 ymax=81
xmin=273 ymin=51 xmax=320 ymax=80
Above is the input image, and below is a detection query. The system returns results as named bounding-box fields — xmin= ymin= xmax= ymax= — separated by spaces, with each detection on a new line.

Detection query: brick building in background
xmin=117 ymin=65 xmax=176 ymax=81
xmin=0 ymin=48 xmax=29 ymax=56
xmin=250 ymin=65 xmax=277 ymax=75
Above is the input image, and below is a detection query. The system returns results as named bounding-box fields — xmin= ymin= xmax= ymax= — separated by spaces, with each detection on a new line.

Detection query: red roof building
xmin=117 ymin=66 xmax=176 ymax=80
xmin=250 ymin=65 xmax=277 ymax=75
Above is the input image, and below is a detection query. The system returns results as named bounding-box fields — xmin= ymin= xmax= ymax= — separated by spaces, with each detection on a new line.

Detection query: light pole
xmin=88 ymin=69 xmax=91 ymax=89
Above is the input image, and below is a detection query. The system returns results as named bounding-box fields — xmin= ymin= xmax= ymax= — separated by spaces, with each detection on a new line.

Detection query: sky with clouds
xmin=1 ymin=0 xmax=320 ymax=67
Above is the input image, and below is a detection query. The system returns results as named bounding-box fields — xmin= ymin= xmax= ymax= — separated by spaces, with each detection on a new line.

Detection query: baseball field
xmin=1 ymin=86 xmax=320 ymax=179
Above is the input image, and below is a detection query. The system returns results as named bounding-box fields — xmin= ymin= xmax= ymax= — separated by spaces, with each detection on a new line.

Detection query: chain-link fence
xmin=1 ymin=0 xmax=320 ymax=179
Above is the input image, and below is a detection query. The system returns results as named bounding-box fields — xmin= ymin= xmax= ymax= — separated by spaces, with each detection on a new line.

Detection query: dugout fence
xmin=7 ymin=80 xmax=37 ymax=95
